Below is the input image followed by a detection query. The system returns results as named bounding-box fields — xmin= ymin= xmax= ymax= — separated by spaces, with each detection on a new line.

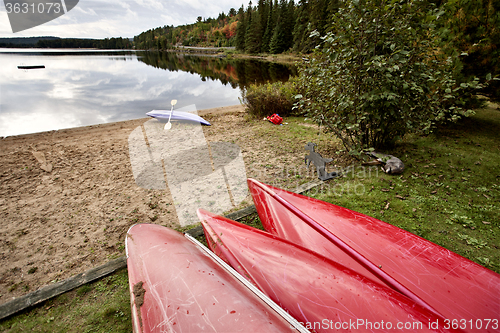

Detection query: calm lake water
xmin=0 ymin=49 xmax=295 ymax=137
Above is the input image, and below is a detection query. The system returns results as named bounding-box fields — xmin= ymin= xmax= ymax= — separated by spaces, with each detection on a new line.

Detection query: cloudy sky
xmin=0 ymin=0 xmax=247 ymax=38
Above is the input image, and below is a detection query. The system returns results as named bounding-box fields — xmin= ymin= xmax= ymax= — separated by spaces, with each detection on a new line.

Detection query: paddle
xmin=164 ymin=99 xmax=177 ymax=130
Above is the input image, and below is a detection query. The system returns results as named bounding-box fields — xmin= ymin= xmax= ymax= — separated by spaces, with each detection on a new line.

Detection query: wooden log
xmin=0 ymin=257 xmax=126 ymax=320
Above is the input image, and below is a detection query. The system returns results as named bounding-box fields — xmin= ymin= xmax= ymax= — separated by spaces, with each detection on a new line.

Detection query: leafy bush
xmin=242 ymin=77 xmax=300 ymax=118
xmin=294 ymin=0 xmax=487 ymax=157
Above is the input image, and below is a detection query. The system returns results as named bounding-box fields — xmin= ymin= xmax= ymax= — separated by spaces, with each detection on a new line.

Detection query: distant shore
xmin=1 ymin=46 xmax=301 ymax=65
xmin=137 ymin=46 xmax=302 ymax=64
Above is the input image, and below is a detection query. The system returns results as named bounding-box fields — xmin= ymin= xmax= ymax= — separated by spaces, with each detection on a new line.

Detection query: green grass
xmin=238 ymin=213 xmax=266 ymax=231
xmin=249 ymin=115 xmax=347 ymax=189
xmin=306 ymin=105 xmax=500 ymax=273
xmin=193 ymin=213 xmax=266 ymax=247
xmin=0 ymin=269 xmax=132 ymax=333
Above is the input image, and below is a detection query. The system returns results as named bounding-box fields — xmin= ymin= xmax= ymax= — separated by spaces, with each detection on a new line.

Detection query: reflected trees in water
xmin=137 ymin=51 xmax=296 ymax=90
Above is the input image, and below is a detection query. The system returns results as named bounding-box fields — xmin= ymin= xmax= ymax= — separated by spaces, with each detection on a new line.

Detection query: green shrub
xmin=294 ymin=0 xmax=487 ymax=157
xmin=242 ymin=78 xmax=300 ymax=118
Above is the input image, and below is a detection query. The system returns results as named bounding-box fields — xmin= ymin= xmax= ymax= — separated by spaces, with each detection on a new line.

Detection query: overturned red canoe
xmin=126 ymin=224 xmax=307 ymax=333
xmin=247 ymin=178 xmax=500 ymax=329
xmin=198 ymin=209 xmax=453 ymax=333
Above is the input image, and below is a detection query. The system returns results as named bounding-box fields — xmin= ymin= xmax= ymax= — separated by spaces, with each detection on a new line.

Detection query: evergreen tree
xmin=262 ymin=0 xmax=277 ymax=53
xmin=285 ymin=0 xmax=296 ymax=49
xmin=246 ymin=10 xmax=263 ymax=53
xmin=327 ymin=0 xmax=340 ymax=17
xmin=269 ymin=0 xmax=294 ymax=53
xmin=440 ymin=0 xmax=500 ymax=99
xmin=258 ymin=0 xmax=270 ymax=52
xmin=294 ymin=0 xmax=330 ymax=53
xmin=244 ymin=2 xmax=255 ymax=52
xmin=293 ymin=0 xmax=309 ymax=52
xmin=246 ymin=0 xmax=269 ymax=54
xmin=235 ymin=5 xmax=247 ymax=51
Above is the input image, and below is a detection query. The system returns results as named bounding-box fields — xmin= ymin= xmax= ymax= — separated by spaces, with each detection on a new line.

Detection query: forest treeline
xmin=134 ymin=0 xmax=498 ymax=93
xmin=133 ymin=0 xmax=333 ymax=54
xmin=1 ymin=0 xmax=497 ymax=95
xmin=35 ymin=37 xmax=132 ymax=49
xmin=133 ymin=10 xmax=239 ymax=50
xmin=0 ymin=36 xmax=132 ymax=49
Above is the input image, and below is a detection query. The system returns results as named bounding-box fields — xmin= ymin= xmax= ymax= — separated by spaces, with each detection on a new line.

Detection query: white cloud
xmin=0 ymin=111 xmax=81 ymax=136
xmin=134 ymin=0 xmax=165 ymax=11
xmin=47 ymin=83 xmax=75 ymax=99
xmin=148 ymin=84 xmax=173 ymax=98
xmin=0 ymin=0 xmax=247 ymax=38
xmin=73 ymin=7 xmax=98 ymax=17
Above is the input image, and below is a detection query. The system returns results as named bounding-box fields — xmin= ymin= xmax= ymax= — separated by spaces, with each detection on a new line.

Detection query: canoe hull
xmin=17 ymin=65 xmax=45 ymax=69
xmin=247 ymin=178 xmax=500 ymax=328
xmin=126 ymin=224 xmax=300 ymax=332
xmin=198 ymin=209 xmax=450 ymax=333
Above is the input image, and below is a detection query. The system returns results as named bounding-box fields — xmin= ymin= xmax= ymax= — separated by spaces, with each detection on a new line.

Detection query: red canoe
xmin=198 ymin=209 xmax=453 ymax=333
xmin=247 ymin=178 xmax=500 ymax=330
xmin=126 ymin=224 xmax=308 ymax=333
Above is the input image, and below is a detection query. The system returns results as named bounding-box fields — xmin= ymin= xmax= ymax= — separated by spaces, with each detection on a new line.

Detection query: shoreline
xmin=1 ymin=47 xmax=302 ymax=64
xmin=161 ymin=47 xmax=301 ymax=64
xmin=1 ymin=104 xmax=246 ymax=141
xmin=118 ymin=47 xmax=302 ymax=64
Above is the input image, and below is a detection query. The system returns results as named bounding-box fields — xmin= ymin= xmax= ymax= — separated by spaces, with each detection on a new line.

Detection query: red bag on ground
xmin=267 ymin=114 xmax=283 ymax=125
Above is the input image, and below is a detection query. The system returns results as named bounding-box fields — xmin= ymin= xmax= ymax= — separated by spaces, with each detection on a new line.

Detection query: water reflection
xmin=0 ymin=49 xmax=295 ymax=137
xmin=137 ymin=51 xmax=296 ymax=89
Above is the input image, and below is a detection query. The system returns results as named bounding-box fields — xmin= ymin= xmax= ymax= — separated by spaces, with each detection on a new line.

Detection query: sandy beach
xmin=0 ymin=104 xmax=317 ymax=303
xmin=1 ymin=105 xmax=247 ymax=303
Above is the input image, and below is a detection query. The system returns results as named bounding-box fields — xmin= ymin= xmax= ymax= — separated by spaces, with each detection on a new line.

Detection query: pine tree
xmin=440 ymin=0 xmax=500 ymax=99
xmin=327 ymin=0 xmax=340 ymax=18
xmin=262 ymin=0 xmax=277 ymax=53
xmin=235 ymin=5 xmax=247 ymax=51
xmin=293 ymin=0 xmax=309 ymax=52
xmin=298 ymin=0 xmax=331 ymax=52
xmin=269 ymin=0 xmax=294 ymax=53
xmin=258 ymin=0 xmax=270 ymax=52
xmin=246 ymin=10 xmax=263 ymax=54
xmin=244 ymin=2 xmax=253 ymax=52
xmin=285 ymin=0 xmax=296 ymax=50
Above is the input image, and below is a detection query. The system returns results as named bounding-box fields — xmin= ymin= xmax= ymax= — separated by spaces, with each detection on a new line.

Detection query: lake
xmin=0 ymin=49 xmax=295 ymax=137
